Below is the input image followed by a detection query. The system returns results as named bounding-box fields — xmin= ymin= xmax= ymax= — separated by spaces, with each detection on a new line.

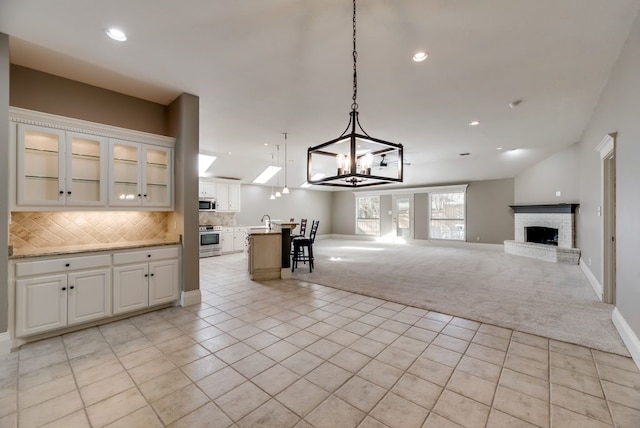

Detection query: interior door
xmin=392 ymin=195 xmax=413 ymax=242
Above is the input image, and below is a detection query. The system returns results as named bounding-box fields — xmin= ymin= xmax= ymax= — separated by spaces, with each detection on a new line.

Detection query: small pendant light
xmin=282 ymin=132 xmax=290 ymax=194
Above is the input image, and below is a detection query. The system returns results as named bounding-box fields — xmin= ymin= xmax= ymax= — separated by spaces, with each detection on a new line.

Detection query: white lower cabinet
xmin=15 ymin=255 xmax=111 ymax=337
xmin=112 ymin=247 xmax=180 ymax=315
xmin=14 ymin=245 xmax=180 ymax=337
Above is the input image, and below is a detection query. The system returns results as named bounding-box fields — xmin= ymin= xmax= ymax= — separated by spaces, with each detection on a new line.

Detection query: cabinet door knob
xmin=61 ymin=287 xmax=66 ymax=291
xmin=144 ymin=274 xmax=149 ymax=277
xmin=138 ymin=194 xmax=142 ymax=197
xmin=150 ymin=273 xmax=155 ymax=277
xmin=67 ymin=191 xmax=71 ymax=195
xmin=147 ymin=254 xmax=151 ymax=258
xmin=65 ymin=263 xmax=70 ymax=267
xmin=69 ymin=286 xmax=74 ymax=290
xmin=59 ymin=190 xmax=64 ymax=195
xmin=143 ymin=194 xmax=148 ymax=198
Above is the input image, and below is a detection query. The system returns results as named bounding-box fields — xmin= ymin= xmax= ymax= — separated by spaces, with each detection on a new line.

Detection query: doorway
xmin=599 ymin=133 xmax=616 ymax=304
xmin=392 ymin=195 xmax=413 ymax=242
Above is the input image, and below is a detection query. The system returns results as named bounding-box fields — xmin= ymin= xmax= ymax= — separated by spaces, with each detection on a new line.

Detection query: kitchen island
xmin=246 ymin=221 xmax=298 ymax=280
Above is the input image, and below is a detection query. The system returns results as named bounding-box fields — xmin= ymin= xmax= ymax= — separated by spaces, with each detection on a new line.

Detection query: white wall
xmin=577 ymin=9 xmax=640 ymax=342
xmin=236 ymin=184 xmax=333 ymax=236
xmin=514 ymin=143 xmax=580 ymax=204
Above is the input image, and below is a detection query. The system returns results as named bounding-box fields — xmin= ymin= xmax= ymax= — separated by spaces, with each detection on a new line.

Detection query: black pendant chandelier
xmin=307 ymin=0 xmax=404 ymax=188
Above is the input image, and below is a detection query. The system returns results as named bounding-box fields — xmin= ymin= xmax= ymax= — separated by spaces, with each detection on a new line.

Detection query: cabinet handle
xmin=61 ymin=287 xmax=66 ymax=291
xmin=69 ymin=286 xmax=74 ymax=290
xmin=65 ymin=263 xmax=70 ymax=267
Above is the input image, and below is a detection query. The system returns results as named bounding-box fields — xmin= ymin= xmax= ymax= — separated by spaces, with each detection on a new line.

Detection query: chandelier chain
xmin=351 ymin=0 xmax=358 ymax=111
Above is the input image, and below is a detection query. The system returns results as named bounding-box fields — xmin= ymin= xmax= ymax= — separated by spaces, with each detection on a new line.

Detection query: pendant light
xmin=306 ymin=0 xmax=403 ymax=188
xmin=282 ymin=132 xmax=290 ymax=194
xmin=275 ymin=145 xmax=282 ymax=197
xmin=269 ymin=153 xmax=276 ymax=200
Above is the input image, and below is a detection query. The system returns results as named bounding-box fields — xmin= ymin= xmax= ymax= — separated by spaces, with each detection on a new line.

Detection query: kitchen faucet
xmin=260 ymin=214 xmax=271 ymax=230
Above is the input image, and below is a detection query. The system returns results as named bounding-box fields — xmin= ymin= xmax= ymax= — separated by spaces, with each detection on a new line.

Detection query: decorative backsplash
xmin=9 ymin=211 xmax=170 ymax=251
xmin=198 ymin=212 xmax=236 ymax=226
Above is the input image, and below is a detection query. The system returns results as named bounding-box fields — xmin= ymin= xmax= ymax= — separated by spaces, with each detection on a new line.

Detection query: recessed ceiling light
xmin=106 ymin=27 xmax=127 ymax=42
xmin=263 ymin=143 xmax=269 ymax=146
xmin=227 ymin=152 xmax=232 ymax=155
xmin=469 ymin=121 xmax=480 ymax=126
xmin=496 ymin=147 xmax=504 ymax=150
xmin=509 ymin=99 xmax=523 ymax=108
xmin=459 ymin=152 xmax=471 ymax=156
xmin=412 ymin=51 xmax=428 ymax=62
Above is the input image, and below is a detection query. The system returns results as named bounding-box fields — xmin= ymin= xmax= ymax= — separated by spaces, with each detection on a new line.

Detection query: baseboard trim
xmin=329 ymin=234 xmax=376 ymax=241
xmin=579 ymin=259 xmax=603 ymax=301
xmin=180 ymin=290 xmax=202 ymax=307
xmin=612 ymin=308 xmax=640 ymax=370
xmin=0 ymin=332 xmax=12 ymax=355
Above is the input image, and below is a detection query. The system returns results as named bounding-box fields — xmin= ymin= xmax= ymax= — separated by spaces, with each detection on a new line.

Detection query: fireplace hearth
xmin=504 ymin=203 xmax=580 ymax=264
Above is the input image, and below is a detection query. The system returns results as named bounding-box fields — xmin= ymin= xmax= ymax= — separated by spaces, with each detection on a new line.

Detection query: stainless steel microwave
xmin=199 ymin=199 xmax=216 ymax=211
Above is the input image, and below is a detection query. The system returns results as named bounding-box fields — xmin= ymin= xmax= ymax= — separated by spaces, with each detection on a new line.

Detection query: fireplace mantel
xmin=509 ymin=203 xmax=579 ymax=214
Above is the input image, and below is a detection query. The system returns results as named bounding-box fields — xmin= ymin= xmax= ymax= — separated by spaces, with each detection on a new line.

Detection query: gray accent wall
xmin=514 ymin=143 xmax=580 ymax=204
xmin=168 ymin=94 xmax=200 ymax=294
xmin=577 ymin=10 xmax=640 ymax=340
xmin=236 ymin=185 xmax=333 ymax=235
xmin=466 ymin=179 xmax=515 ymax=244
xmin=331 ymin=190 xmax=356 ymax=235
xmin=1 ymin=34 xmax=9 ymax=333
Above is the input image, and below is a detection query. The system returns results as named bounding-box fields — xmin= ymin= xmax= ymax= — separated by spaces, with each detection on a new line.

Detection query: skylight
xmin=198 ymin=154 xmax=216 ymax=176
xmin=253 ymin=166 xmax=281 ymax=184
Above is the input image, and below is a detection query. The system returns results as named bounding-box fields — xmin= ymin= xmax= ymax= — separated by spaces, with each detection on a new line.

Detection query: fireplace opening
xmin=525 ymin=226 xmax=558 ymax=246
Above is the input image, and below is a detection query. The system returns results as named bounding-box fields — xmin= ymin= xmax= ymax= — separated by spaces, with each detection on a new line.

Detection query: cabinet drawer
xmin=113 ymin=246 xmax=179 ymax=265
xmin=15 ymin=254 xmax=111 ymax=277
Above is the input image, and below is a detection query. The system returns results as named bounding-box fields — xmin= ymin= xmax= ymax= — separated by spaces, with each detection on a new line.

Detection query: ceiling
xmin=1 ymin=0 xmax=639 ymax=191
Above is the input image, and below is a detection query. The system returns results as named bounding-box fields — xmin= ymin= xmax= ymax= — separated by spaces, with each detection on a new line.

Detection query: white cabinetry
xmin=10 ymin=108 xmax=174 ymax=211
xmin=15 ymin=254 xmax=111 ymax=337
xmin=198 ymin=181 xmax=217 ymax=199
xmin=221 ymin=227 xmax=234 ymax=254
xmin=233 ymin=227 xmax=247 ymax=252
xmin=109 ymin=140 xmax=172 ymax=209
xmin=16 ymin=124 xmax=108 ymax=207
xmin=215 ymin=182 xmax=241 ymax=212
xmin=112 ymin=247 xmax=180 ymax=315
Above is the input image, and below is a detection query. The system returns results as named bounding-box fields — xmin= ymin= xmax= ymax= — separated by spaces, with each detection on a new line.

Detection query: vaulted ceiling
xmin=2 ymin=0 xmax=639 ymax=190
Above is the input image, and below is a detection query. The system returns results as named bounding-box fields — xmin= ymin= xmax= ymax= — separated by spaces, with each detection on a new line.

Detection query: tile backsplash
xmin=10 ymin=211 xmax=170 ymax=251
xmin=198 ymin=212 xmax=236 ymax=226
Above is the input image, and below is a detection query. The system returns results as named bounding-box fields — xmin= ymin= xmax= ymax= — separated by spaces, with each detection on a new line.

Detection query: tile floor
xmin=1 ymin=253 xmax=639 ymax=427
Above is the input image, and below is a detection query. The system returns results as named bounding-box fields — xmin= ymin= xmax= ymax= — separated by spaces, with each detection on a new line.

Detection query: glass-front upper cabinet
xmin=109 ymin=139 xmax=172 ymax=208
xmin=16 ymin=124 xmax=107 ymax=207
xmin=143 ymin=146 xmax=172 ymax=208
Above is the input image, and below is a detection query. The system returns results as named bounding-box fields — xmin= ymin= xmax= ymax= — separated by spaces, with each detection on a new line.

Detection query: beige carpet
xmin=292 ymin=239 xmax=628 ymax=356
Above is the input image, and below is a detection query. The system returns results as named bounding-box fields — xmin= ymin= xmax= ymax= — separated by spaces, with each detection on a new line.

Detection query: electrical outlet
xmin=556 ymin=191 xmax=561 ymax=197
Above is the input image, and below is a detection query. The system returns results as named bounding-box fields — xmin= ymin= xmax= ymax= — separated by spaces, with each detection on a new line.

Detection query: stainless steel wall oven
xmin=199 ymin=225 xmax=222 ymax=257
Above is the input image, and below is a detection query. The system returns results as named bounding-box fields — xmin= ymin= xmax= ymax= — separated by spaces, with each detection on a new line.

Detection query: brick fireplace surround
xmin=504 ymin=204 xmax=581 ymax=264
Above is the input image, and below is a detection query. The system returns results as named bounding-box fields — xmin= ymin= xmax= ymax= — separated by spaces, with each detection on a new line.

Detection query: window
xmin=356 ymin=195 xmax=380 ymax=235
xmin=430 ymin=191 xmax=465 ymax=240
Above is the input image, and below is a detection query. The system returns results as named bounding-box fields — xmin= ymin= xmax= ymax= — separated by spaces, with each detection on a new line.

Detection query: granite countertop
xmin=10 ymin=236 xmax=182 ymax=259
xmin=246 ymin=228 xmax=281 ymax=236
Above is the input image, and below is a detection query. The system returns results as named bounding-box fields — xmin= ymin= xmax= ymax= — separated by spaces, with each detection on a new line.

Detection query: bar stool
xmin=292 ymin=220 xmax=319 ymax=272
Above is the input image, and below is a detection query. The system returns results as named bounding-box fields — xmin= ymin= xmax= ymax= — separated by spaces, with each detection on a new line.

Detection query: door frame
xmin=392 ymin=194 xmax=414 ymax=242
xmin=597 ymin=133 xmax=616 ymax=304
